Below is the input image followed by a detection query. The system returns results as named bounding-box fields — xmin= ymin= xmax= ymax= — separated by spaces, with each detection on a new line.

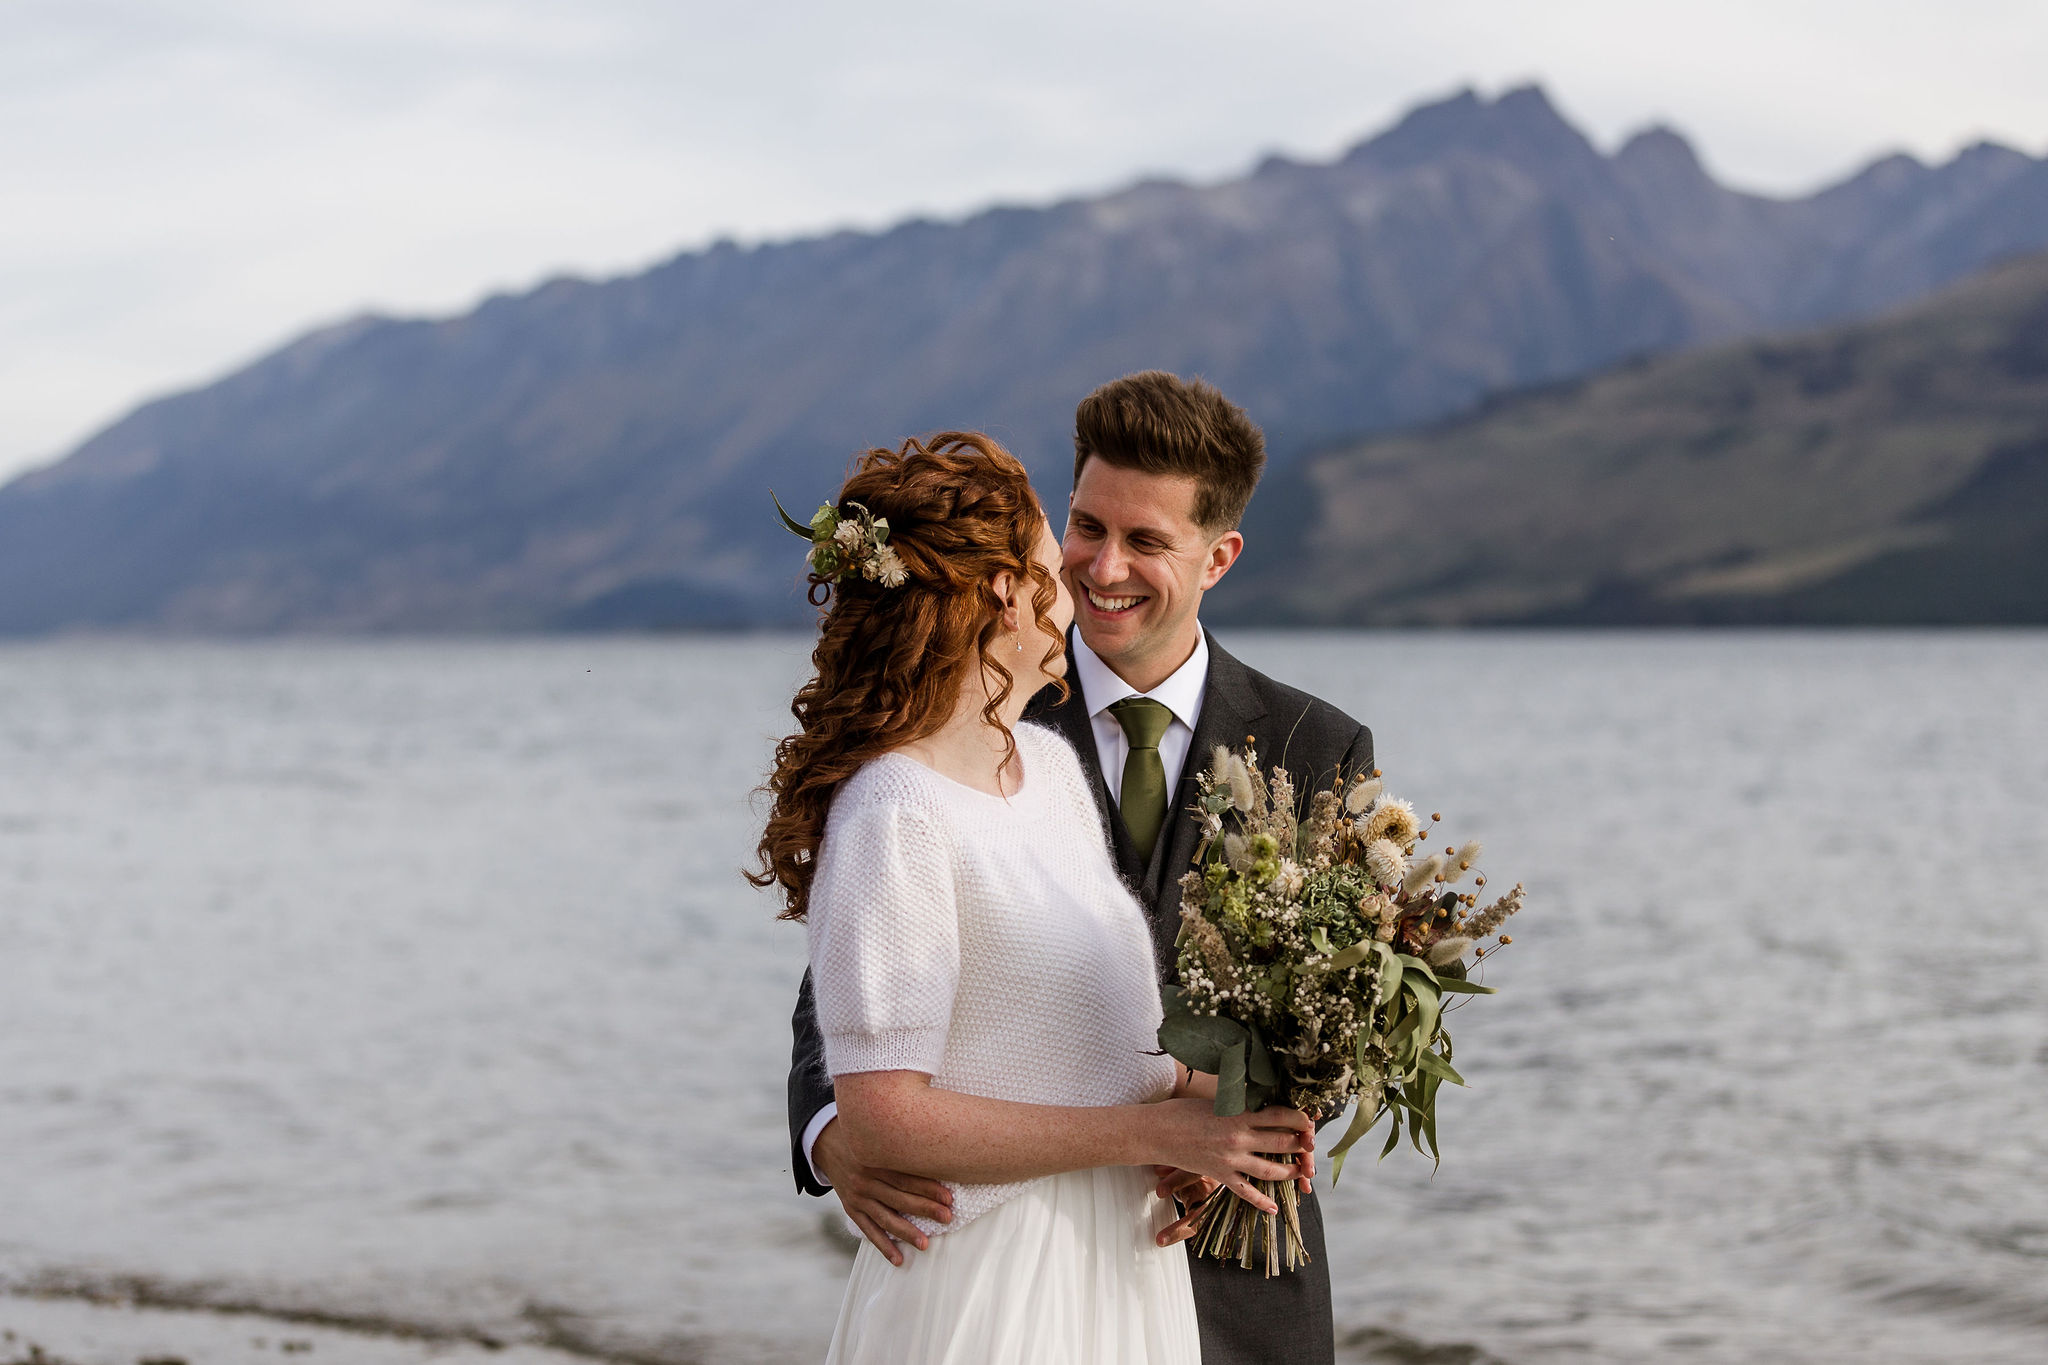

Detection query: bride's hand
xmin=1145 ymin=1098 xmax=1316 ymax=1214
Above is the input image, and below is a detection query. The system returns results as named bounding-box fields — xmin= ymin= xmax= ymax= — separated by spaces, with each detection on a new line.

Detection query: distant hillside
xmin=5 ymin=84 xmax=2048 ymax=633
xmin=1218 ymin=252 xmax=2048 ymax=626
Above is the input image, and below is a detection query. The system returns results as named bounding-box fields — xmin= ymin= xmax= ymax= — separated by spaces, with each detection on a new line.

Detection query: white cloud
xmin=3 ymin=0 xmax=2045 ymax=483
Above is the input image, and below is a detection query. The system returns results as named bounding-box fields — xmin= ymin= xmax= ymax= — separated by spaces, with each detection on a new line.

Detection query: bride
xmin=751 ymin=431 xmax=1316 ymax=1363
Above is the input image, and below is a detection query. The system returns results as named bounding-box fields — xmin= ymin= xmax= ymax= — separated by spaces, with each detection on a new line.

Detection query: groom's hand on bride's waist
xmin=1153 ymin=1167 xmax=1220 ymax=1247
xmin=811 ymin=1117 xmax=954 ymax=1267
xmin=1151 ymin=1149 xmax=1315 ymax=1249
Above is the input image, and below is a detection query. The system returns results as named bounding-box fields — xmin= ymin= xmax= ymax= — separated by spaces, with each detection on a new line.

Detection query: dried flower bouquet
xmin=1155 ymin=745 xmax=1526 ymax=1276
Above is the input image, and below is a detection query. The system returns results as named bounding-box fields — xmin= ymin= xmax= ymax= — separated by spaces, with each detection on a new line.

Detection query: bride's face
xmin=1020 ymin=515 xmax=1074 ymax=685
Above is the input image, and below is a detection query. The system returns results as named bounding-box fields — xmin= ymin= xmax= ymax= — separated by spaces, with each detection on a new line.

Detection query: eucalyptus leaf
xmin=1326 ymin=1095 xmax=1386 ymax=1185
xmin=1415 ymin=1049 xmax=1467 ymax=1087
xmin=1394 ymin=953 xmax=1440 ymax=984
xmin=1215 ymin=1041 xmax=1249 ymax=1117
xmin=1434 ymin=977 xmax=1497 ymax=996
xmin=1416 ymin=1073 xmax=1443 ymax=1163
xmin=1378 ymin=958 xmax=1404 ymax=1008
xmin=1244 ymin=1024 xmax=1279 ymax=1088
xmin=1404 ymin=974 xmax=1442 ymax=1050
xmin=1390 ymin=1024 xmax=1421 ymax=1073
xmin=1385 ymin=1005 xmax=1420 ymax=1052
xmin=1156 ymin=1008 xmax=1249 ymax=1075
xmin=1328 ymin=940 xmax=1374 ymax=971
xmin=769 ymin=491 xmax=819 ymax=540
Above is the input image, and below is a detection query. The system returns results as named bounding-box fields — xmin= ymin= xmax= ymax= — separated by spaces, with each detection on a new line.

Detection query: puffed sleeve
xmin=806 ymin=776 xmax=959 ymax=1078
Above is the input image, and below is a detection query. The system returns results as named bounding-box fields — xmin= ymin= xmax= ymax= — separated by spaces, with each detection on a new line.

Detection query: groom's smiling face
xmin=1062 ymin=457 xmax=1242 ymax=689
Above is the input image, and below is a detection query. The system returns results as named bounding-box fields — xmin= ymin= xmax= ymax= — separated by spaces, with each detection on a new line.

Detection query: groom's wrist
xmin=801 ymin=1102 xmax=840 ymax=1188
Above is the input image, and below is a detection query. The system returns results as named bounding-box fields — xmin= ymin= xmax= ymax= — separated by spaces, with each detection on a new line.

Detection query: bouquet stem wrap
xmin=1190 ymin=1154 xmax=1308 ymax=1276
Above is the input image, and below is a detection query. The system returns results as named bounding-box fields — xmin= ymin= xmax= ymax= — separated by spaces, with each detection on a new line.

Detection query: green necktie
xmin=1109 ymin=696 xmax=1173 ymax=863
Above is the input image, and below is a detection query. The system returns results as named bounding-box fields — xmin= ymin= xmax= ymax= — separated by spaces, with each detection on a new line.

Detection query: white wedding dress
xmin=828 ymin=1165 xmax=1196 ymax=1364
xmin=807 ymin=724 xmax=1200 ymax=1365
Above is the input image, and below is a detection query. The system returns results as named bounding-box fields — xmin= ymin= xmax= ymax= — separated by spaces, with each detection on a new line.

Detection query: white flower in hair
xmin=771 ymin=492 xmax=908 ymax=589
xmin=874 ymin=544 xmax=908 ymax=588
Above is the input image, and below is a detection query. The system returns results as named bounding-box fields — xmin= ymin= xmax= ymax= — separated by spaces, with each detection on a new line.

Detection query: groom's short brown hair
xmin=1072 ymin=371 xmax=1266 ymax=530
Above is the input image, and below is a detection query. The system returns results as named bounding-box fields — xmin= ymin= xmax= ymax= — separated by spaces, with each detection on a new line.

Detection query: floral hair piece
xmin=772 ymin=492 xmax=908 ymax=588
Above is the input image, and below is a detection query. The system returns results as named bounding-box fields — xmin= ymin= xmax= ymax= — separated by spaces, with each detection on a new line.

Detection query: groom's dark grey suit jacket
xmin=786 ymin=630 xmax=1373 ymax=1365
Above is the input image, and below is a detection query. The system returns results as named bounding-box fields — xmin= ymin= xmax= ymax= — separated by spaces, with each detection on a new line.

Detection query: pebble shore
xmin=0 ymin=1298 xmax=596 ymax=1365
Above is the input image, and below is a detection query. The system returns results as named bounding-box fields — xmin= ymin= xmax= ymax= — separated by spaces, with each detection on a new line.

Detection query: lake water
xmin=1 ymin=633 xmax=2043 ymax=1364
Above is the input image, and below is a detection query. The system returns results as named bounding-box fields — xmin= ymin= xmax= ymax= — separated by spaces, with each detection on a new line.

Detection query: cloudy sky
xmin=5 ymin=0 xmax=2046 ymax=484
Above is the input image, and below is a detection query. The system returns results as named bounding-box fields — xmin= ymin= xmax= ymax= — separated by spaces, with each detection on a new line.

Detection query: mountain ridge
xmin=1219 ymin=250 xmax=2048 ymax=626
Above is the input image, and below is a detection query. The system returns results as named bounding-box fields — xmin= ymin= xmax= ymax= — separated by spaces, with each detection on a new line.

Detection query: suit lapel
xmin=1145 ymin=632 xmax=1267 ymax=945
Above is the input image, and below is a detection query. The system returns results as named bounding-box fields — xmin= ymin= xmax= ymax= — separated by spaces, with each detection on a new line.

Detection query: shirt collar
xmin=1072 ymin=627 xmax=1210 ymax=733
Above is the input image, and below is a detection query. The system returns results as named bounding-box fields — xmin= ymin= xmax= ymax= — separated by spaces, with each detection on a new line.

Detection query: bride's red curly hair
xmin=749 ymin=431 xmax=1068 ymax=922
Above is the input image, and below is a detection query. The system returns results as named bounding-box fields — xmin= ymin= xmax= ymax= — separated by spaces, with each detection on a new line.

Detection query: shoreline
xmin=0 ymin=1292 xmax=630 ymax=1365
xmin=2 ymin=1286 xmax=1503 ymax=1365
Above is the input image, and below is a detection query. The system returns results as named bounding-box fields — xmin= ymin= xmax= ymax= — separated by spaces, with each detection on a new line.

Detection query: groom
xmin=787 ymin=371 xmax=1373 ymax=1365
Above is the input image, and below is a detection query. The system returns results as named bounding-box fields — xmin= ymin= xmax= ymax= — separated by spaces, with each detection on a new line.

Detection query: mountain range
xmin=3 ymin=84 xmax=2047 ymax=633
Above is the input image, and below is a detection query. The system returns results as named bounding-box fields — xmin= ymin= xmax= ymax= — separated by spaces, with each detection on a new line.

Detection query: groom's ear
xmin=1199 ymin=530 xmax=1245 ymax=590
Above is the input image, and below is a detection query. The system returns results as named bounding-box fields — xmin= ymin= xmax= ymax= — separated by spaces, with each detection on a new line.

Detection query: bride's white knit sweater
xmin=808 ymin=721 xmax=1177 ymax=1236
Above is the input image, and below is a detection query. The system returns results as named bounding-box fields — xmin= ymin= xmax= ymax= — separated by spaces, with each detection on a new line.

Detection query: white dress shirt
xmin=802 ymin=625 xmax=1213 ymax=1189
xmin=1070 ymin=627 xmax=1209 ymax=808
